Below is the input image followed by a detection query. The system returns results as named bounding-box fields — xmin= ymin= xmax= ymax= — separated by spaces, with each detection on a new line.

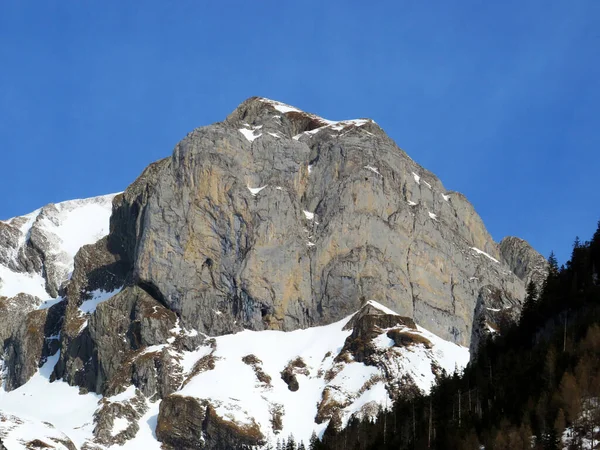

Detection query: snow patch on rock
xmin=79 ymin=289 xmax=120 ymax=314
xmin=247 ymin=185 xmax=267 ymax=196
xmin=303 ymin=210 xmax=315 ymax=220
xmin=471 ymin=247 xmax=500 ymax=264
xmin=364 ymin=165 xmax=381 ymax=176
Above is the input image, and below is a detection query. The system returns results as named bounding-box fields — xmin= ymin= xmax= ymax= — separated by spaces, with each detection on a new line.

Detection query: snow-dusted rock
xmin=0 ymin=97 xmax=547 ymax=449
xmin=0 ymin=195 xmax=117 ymax=392
xmin=109 ymin=97 xmax=534 ymax=349
xmin=499 ymin=236 xmax=549 ymax=288
xmin=0 ymin=194 xmax=116 ymax=299
xmin=154 ymin=301 xmax=468 ymax=447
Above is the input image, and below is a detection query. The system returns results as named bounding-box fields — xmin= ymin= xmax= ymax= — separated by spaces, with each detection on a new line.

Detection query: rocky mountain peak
xmin=0 ymin=98 xmax=547 ymax=449
xmin=105 ymin=97 xmax=529 ymax=348
xmin=225 ymin=97 xmax=381 ymax=141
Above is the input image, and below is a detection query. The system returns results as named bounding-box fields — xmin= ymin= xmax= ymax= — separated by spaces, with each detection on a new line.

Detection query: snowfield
xmin=0 ymin=194 xmax=117 ymax=301
xmin=0 ymin=301 xmax=469 ymax=449
xmin=0 ymin=353 xmax=101 ymax=448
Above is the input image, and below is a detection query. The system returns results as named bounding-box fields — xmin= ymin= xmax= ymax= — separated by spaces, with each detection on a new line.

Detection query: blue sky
xmin=0 ymin=1 xmax=598 ymax=264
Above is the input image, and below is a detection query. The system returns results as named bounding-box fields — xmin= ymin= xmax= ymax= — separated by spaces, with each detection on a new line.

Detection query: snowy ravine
xmin=0 ymin=296 xmax=468 ymax=449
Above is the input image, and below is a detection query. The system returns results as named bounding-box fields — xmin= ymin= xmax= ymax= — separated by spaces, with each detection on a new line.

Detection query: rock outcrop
xmin=0 ymin=196 xmax=116 ymax=393
xmin=156 ymin=396 xmax=265 ymax=450
xmin=0 ymin=291 xmax=64 ymax=390
xmin=153 ymin=300 xmax=468 ymax=448
xmin=499 ymin=236 xmax=548 ymax=288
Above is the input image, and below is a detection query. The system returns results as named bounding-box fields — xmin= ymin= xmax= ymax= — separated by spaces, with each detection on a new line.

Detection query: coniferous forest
xmin=309 ymin=221 xmax=600 ymax=450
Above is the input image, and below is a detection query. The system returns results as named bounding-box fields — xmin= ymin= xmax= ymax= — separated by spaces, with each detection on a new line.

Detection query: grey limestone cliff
xmin=107 ymin=97 xmax=530 ymax=348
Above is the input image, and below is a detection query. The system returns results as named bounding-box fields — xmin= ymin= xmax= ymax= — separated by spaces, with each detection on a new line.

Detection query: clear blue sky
xmin=1 ymin=1 xmax=598 ymax=264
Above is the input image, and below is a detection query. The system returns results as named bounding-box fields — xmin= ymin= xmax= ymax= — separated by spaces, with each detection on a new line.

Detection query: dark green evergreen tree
xmin=548 ymin=251 xmax=559 ymax=274
xmin=591 ymin=221 xmax=600 ymax=284
xmin=286 ymin=434 xmax=296 ymax=450
xmin=309 ymin=431 xmax=319 ymax=450
xmin=520 ymin=280 xmax=538 ymax=329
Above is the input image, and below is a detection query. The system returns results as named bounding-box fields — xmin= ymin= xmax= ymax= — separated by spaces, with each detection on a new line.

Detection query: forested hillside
xmin=314 ymin=222 xmax=600 ymax=450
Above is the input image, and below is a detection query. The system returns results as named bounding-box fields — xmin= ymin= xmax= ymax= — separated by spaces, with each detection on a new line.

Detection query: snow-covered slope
xmin=175 ymin=301 xmax=468 ymax=444
xmin=0 ymin=353 xmax=100 ymax=448
xmin=0 ymin=194 xmax=116 ymax=302
xmin=0 ymin=300 xmax=468 ymax=449
xmin=0 ymin=411 xmax=77 ymax=450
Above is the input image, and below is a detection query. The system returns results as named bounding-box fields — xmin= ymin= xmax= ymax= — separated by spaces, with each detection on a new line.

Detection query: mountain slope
xmin=0 ymin=98 xmax=545 ymax=449
xmin=0 ymin=194 xmax=116 ymax=300
xmin=1 ymin=300 xmax=467 ymax=449
xmin=0 ymin=194 xmax=116 ymax=391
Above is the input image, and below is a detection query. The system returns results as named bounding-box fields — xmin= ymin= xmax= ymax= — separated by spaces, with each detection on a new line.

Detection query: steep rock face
xmin=0 ymin=292 xmax=63 ymax=391
xmin=55 ymin=284 xmax=182 ymax=396
xmin=3 ymin=302 xmax=63 ymax=391
xmin=112 ymin=97 xmax=530 ymax=346
xmin=0 ymin=222 xmax=22 ymax=269
xmin=469 ymin=285 xmax=522 ymax=354
xmin=89 ymin=285 xmax=179 ymax=396
xmin=53 ymin=236 xmax=128 ymax=392
xmin=499 ymin=236 xmax=548 ymax=288
xmin=108 ymin=160 xmax=167 ymax=274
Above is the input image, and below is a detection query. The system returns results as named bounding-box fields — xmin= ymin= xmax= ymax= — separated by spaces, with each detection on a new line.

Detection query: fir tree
xmin=548 ymin=251 xmax=559 ymax=274
xmin=520 ymin=280 xmax=538 ymax=329
xmin=309 ymin=431 xmax=319 ymax=450
xmin=591 ymin=221 xmax=600 ymax=283
xmin=286 ymin=434 xmax=296 ymax=450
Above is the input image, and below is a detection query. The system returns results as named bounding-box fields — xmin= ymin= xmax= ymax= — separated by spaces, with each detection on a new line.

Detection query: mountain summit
xmin=0 ymin=98 xmax=545 ymax=449
xmin=110 ymin=96 xmax=540 ymax=345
